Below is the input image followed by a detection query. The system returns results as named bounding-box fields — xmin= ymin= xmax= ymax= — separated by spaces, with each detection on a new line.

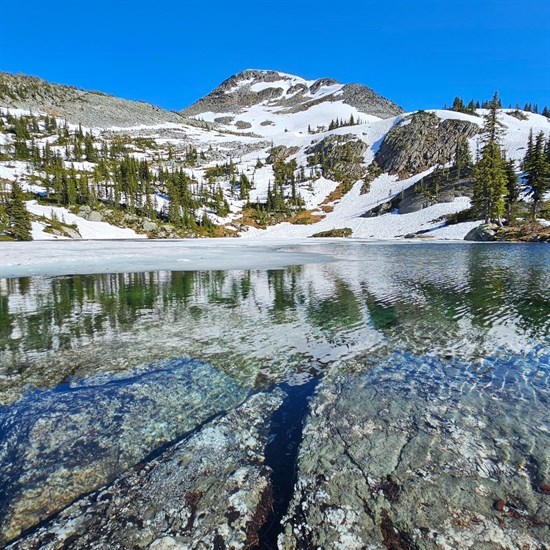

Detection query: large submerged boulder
xmin=280 ymin=350 xmax=550 ymax=549
xmin=0 ymin=358 xmax=248 ymax=544
xmin=9 ymin=390 xmax=285 ymax=549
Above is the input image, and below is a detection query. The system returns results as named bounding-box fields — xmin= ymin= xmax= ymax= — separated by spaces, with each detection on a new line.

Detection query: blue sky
xmin=1 ymin=0 xmax=549 ymax=112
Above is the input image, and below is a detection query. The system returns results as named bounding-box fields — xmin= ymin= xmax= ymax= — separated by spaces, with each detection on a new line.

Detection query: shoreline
xmin=0 ymin=237 xmax=540 ymax=279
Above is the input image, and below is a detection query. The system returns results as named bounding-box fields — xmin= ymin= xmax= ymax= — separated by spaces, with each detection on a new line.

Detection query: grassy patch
xmin=288 ymin=210 xmax=324 ymax=225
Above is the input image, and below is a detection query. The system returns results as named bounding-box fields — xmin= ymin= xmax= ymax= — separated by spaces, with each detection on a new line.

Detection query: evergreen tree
xmin=504 ymin=159 xmax=519 ymax=223
xmin=472 ymin=93 xmax=507 ymax=223
xmin=239 ymin=173 xmax=250 ymax=200
xmin=525 ymin=131 xmax=550 ymax=219
xmin=473 ymin=141 xmax=507 ymax=223
xmin=523 ymin=129 xmax=534 ymax=171
xmin=7 ymin=182 xmax=32 ymax=240
xmin=451 ymin=97 xmax=466 ymax=112
xmin=454 ymin=135 xmax=472 ymax=179
xmin=84 ymin=133 xmax=98 ymax=162
xmin=482 ymin=92 xmax=504 ymax=144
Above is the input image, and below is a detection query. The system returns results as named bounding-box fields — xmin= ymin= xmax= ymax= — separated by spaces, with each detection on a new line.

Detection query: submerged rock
xmin=0 ymin=358 xmax=248 ymax=544
xmin=9 ymin=389 xmax=284 ymax=549
xmin=280 ymin=349 xmax=550 ymax=549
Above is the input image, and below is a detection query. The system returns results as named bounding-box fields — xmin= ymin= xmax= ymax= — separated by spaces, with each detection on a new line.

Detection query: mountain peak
xmin=181 ymin=69 xmax=402 ymax=120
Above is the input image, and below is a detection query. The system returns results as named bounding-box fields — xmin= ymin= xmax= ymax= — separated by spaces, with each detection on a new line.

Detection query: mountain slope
xmin=0 ymin=72 xmax=187 ymax=128
xmin=181 ymin=69 xmax=403 ymax=134
xmin=1 ymin=70 xmax=548 ymax=242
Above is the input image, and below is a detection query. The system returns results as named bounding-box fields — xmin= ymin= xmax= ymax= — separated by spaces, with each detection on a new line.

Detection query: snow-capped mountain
xmin=1 ymin=69 xmax=549 ymax=242
xmin=181 ymin=69 xmax=403 ymax=135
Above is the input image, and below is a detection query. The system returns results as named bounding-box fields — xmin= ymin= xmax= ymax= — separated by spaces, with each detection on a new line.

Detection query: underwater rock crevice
xmin=254 ymin=379 xmax=318 ymax=550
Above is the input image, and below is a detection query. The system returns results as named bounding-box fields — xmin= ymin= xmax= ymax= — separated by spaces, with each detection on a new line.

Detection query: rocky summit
xmin=181 ymin=69 xmax=403 ymax=119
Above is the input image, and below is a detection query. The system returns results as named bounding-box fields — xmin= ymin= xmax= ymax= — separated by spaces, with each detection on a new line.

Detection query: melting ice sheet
xmin=0 ymin=238 xmax=339 ymax=278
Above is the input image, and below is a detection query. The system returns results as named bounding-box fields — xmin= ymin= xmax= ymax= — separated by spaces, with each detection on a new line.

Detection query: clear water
xmin=0 ymin=242 xmax=549 ymax=543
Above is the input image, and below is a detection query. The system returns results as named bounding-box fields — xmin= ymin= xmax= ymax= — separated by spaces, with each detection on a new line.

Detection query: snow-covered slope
xmin=1 ymin=70 xmax=549 ymax=243
xmin=181 ymin=69 xmax=403 ymax=136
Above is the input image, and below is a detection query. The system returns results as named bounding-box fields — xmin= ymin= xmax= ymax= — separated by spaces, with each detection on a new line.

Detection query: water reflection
xmin=1 ymin=243 xmax=549 ymax=405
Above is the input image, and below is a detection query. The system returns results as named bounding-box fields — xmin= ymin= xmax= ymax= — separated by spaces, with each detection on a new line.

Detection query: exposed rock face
xmin=375 ymin=111 xmax=479 ymax=176
xmin=363 ymin=166 xmax=475 ymax=216
xmin=0 ymin=72 xmax=186 ymax=127
xmin=464 ymin=223 xmax=498 ymax=241
xmin=0 ymin=359 xmax=248 ymax=544
xmin=280 ymin=350 xmax=550 ymax=549
xmin=181 ymin=69 xmax=403 ymax=119
xmin=9 ymin=390 xmax=284 ymax=550
xmin=306 ymin=134 xmax=368 ymax=185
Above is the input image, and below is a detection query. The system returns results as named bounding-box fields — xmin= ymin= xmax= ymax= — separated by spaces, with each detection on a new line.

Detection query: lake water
xmin=1 ymin=242 xmax=549 ymax=547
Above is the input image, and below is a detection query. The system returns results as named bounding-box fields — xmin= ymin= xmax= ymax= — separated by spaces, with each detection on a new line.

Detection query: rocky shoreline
xmin=5 ymin=347 xmax=549 ymax=549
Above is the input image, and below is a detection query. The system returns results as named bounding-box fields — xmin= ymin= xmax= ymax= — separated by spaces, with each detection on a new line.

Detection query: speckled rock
xmin=279 ymin=349 xmax=550 ymax=549
xmin=9 ymin=389 xmax=285 ymax=550
xmin=0 ymin=358 xmax=248 ymax=544
xmin=464 ymin=223 xmax=498 ymax=241
xmin=375 ymin=111 xmax=479 ymax=177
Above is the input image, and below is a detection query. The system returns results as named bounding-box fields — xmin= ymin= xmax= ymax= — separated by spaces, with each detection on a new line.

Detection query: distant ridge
xmin=0 ymin=72 xmax=186 ymax=128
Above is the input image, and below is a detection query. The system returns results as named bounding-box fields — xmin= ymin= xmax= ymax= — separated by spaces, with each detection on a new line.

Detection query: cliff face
xmin=375 ymin=111 xmax=479 ymax=177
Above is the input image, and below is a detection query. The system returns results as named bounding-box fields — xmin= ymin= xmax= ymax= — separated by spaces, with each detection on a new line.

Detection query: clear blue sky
xmin=1 ymin=0 xmax=549 ymax=112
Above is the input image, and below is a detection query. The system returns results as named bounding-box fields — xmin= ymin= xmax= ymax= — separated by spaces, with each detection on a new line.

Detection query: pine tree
xmin=84 ymin=133 xmax=98 ymax=162
xmin=239 ymin=173 xmax=250 ymax=200
xmin=454 ymin=135 xmax=472 ymax=179
xmin=452 ymin=97 xmax=466 ymax=112
xmin=7 ymin=182 xmax=32 ymax=240
xmin=482 ymin=92 xmax=505 ymax=145
xmin=472 ymin=93 xmax=507 ymax=224
xmin=525 ymin=131 xmax=550 ymax=219
xmin=473 ymin=141 xmax=507 ymax=223
xmin=523 ymin=129 xmax=534 ymax=171
xmin=504 ymin=159 xmax=519 ymax=223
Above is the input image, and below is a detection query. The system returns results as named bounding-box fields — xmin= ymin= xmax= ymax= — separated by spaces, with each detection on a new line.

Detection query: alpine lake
xmin=1 ymin=241 xmax=549 ymax=549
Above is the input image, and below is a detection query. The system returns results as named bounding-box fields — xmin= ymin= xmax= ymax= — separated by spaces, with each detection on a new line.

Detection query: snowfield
xmin=1 ymin=70 xmax=549 ymax=248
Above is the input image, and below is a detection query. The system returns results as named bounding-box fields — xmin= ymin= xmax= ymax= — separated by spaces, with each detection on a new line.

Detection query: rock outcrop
xmin=363 ymin=166 xmax=475 ymax=217
xmin=9 ymin=390 xmax=284 ymax=549
xmin=375 ymin=111 xmax=479 ymax=177
xmin=306 ymin=134 xmax=368 ymax=186
xmin=464 ymin=223 xmax=498 ymax=241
